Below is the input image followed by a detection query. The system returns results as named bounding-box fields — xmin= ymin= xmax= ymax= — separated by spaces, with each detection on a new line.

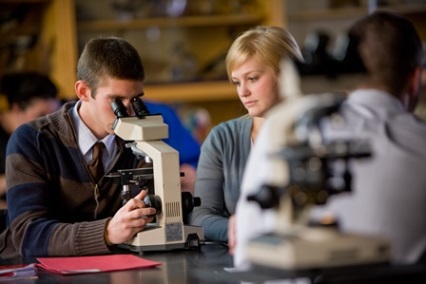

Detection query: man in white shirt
xmin=233 ymin=11 xmax=426 ymax=269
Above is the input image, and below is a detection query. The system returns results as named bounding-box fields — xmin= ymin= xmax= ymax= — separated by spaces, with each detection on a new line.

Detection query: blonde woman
xmin=188 ymin=26 xmax=303 ymax=243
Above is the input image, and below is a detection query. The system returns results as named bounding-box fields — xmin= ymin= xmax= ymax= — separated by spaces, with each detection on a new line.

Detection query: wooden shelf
xmin=1 ymin=0 xmax=49 ymax=3
xmin=377 ymin=4 xmax=426 ymax=15
xmin=78 ymin=14 xmax=265 ymax=31
xmin=288 ymin=3 xmax=426 ymax=22
xmin=144 ymin=81 xmax=237 ymax=103
xmin=289 ymin=7 xmax=367 ymax=22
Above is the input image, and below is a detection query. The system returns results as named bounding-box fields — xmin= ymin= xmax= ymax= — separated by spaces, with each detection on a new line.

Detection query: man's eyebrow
xmin=108 ymin=92 xmax=145 ymax=99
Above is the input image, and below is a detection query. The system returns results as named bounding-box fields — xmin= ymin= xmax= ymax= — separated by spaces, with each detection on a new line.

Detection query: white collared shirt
xmin=71 ymin=100 xmax=118 ymax=172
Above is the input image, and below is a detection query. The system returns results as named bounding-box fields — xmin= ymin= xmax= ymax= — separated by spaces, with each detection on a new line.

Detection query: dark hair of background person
xmin=348 ymin=11 xmax=423 ymax=96
xmin=0 ymin=72 xmax=58 ymax=110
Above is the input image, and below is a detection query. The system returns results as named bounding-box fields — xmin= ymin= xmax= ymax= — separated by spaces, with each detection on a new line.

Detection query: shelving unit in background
xmin=0 ymin=0 xmax=285 ymax=126
xmin=76 ymin=11 xmax=262 ymax=103
xmin=73 ymin=0 xmax=286 ymax=126
xmin=5 ymin=1 xmax=424 ymax=126
xmin=0 ymin=0 xmax=77 ymax=101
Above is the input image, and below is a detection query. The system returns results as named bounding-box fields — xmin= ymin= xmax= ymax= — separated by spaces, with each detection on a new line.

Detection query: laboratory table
xmin=1 ymin=242 xmax=425 ymax=283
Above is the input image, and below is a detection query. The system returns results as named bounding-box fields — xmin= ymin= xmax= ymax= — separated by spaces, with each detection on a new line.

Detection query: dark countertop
xmin=1 ymin=242 xmax=425 ymax=284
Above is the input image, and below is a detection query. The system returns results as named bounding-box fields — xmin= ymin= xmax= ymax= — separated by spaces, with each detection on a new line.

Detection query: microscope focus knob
xmin=143 ymin=195 xmax=162 ymax=215
xmin=247 ymin=184 xmax=282 ymax=209
xmin=193 ymin=196 xmax=201 ymax=207
xmin=181 ymin=192 xmax=201 ymax=224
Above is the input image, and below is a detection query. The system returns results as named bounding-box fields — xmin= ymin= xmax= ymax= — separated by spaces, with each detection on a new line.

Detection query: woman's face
xmin=231 ymin=56 xmax=280 ymax=118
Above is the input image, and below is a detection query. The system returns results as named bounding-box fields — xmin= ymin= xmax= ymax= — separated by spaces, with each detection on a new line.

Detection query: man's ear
xmin=406 ymin=66 xmax=422 ymax=112
xmin=409 ymin=66 xmax=422 ymax=96
xmin=75 ymin=80 xmax=92 ymax=102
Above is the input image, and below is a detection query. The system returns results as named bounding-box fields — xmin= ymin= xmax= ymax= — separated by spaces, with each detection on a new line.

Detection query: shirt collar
xmin=347 ymin=88 xmax=406 ymax=113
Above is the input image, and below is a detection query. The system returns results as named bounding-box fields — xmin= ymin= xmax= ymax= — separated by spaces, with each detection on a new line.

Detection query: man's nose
xmin=121 ymin=100 xmax=134 ymax=116
xmin=126 ymin=104 xmax=135 ymax=116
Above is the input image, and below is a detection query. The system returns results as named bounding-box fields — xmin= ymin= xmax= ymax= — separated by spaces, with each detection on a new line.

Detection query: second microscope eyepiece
xmin=132 ymin=97 xmax=150 ymax=118
xmin=111 ymin=99 xmax=128 ymax=118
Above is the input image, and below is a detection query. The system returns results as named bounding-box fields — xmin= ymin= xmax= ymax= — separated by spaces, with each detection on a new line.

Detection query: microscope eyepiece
xmin=132 ymin=97 xmax=150 ymax=119
xmin=111 ymin=99 xmax=128 ymax=118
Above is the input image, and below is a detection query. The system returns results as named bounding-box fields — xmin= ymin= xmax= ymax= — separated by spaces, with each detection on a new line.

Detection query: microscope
xmin=245 ymin=93 xmax=390 ymax=270
xmin=108 ymin=97 xmax=204 ymax=253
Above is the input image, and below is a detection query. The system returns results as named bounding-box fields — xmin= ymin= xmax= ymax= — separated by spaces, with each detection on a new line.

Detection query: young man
xmin=0 ymin=37 xmax=157 ymax=257
xmin=234 ymin=11 xmax=426 ymax=268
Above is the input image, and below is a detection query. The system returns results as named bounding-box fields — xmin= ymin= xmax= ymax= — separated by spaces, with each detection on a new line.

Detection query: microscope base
xmin=120 ymin=224 xmax=204 ymax=253
xmin=247 ymin=227 xmax=390 ymax=270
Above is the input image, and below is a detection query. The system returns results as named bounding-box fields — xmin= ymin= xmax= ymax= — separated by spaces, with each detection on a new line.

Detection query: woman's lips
xmin=244 ymin=100 xmax=257 ymax=108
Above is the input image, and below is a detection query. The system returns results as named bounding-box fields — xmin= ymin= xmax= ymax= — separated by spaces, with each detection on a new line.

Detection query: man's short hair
xmin=77 ymin=37 xmax=145 ymax=98
xmin=349 ymin=11 xmax=423 ymax=95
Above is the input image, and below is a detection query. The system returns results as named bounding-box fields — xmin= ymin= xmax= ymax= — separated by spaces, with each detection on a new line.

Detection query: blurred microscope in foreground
xmin=246 ymin=93 xmax=390 ymax=270
xmin=107 ymin=97 xmax=204 ymax=253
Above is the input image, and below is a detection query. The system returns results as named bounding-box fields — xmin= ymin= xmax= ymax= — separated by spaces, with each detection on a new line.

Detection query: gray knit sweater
xmin=188 ymin=115 xmax=252 ymax=242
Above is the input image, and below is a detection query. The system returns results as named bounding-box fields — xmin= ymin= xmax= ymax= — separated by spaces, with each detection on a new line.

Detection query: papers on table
xmin=37 ymin=254 xmax=161 ymax=275
xmin=0 ymin=263 xmax=37 ymax=281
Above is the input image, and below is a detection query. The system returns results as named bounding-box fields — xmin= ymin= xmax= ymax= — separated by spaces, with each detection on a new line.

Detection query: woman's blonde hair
xmin=225 ymin=26 xmax=302 ymax=80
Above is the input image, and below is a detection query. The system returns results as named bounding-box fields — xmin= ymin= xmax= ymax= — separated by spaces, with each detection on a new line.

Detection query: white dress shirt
xmin=71 ymin=100 xmax=118 ymax=172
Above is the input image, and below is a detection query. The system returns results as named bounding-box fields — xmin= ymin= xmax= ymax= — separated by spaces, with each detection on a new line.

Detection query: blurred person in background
xmin=0 ymin=72 xmax=60 ymax=207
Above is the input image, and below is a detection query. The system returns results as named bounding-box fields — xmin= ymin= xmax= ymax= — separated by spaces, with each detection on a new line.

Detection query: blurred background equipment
xmin=246 ymin=93 xmax=390 ymax=270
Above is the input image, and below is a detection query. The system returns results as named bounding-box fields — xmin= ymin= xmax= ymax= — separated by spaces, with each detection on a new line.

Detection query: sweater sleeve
xmin=188 ymin=117 xmax=252 ymax=242
xmin=188 ymin=126 xmax=229 ymax=242
xmin=2 ymin=124 xmax=112 ymax=257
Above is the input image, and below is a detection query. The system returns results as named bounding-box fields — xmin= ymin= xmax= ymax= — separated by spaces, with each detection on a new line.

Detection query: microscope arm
xmin=113 ymin=115 xmax=184 ymax=226
xmin=247 ymin=93 xmax=369 ymax=227
xmin=132 ymin=140 xmax=183 ymax=226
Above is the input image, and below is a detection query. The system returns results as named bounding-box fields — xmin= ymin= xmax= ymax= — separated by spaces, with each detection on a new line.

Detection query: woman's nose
xmin=238 ymin=83 xmax=250 ymax=98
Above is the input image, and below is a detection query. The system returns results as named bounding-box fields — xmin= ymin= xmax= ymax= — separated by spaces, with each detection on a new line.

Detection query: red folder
xmin=37 ymin=254 xmax=161 ymax=275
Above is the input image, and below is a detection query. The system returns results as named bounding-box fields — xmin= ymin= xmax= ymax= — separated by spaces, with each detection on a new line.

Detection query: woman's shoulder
xmin=203 ymin=115 xmax=252 ymax=147
xmin=214 ymin=115 xmax=252 ymax=132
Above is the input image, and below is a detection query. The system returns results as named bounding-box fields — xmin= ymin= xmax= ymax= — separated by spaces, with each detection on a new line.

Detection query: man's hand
xmin=0 ymin=175 xmax=7 ymax=197
xmin=105 ymin=190 xmax=156 ymax=245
